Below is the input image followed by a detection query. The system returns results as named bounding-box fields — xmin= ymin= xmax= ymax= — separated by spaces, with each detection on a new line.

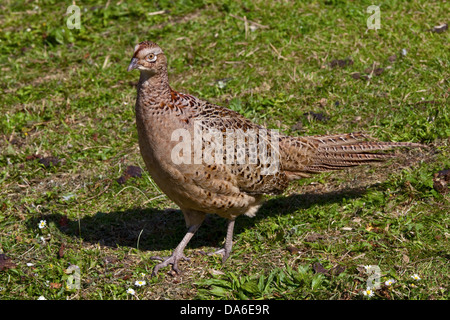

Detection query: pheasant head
xmin=127 ymin=41 xmax=167 ymax=75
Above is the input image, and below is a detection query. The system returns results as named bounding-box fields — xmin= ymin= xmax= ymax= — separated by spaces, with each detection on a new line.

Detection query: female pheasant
xmin=127 ymin=41 xmax=422 ymax=276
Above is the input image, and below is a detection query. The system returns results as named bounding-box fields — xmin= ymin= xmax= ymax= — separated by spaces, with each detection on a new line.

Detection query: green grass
xmin=0 ymin=0 xmax=449 ymax=300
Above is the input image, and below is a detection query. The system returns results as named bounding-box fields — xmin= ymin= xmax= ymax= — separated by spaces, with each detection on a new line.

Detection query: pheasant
xmin=127 ymin=41 xmax=423 ymax=276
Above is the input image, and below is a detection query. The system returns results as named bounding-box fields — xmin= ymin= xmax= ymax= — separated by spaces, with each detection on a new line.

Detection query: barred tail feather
xmin=317 ymin=141 xmax=424 ymax=154
xmin=281 ymin=132 xmax=424 ymax=176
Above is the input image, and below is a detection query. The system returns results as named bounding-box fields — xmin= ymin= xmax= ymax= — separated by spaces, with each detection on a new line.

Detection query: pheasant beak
xmin=127 ymin=57 xmax=139 ymax=72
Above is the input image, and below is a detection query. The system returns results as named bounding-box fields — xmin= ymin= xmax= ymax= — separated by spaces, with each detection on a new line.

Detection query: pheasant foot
xmin=151 ymin=223 xmax=201 ymax=276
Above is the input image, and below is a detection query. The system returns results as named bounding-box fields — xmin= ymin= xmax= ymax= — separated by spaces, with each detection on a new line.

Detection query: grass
xmin=0 ymin=0 xmax=449 ymax=300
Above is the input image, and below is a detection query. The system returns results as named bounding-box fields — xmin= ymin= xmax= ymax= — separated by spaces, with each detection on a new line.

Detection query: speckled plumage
xmin=128 ymin=41 xmax=423 ymax=276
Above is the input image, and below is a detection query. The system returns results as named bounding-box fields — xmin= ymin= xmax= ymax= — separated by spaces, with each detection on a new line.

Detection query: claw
xmin=150 ymin=256 xmax=164 ymax=261
xmin=150 ymin=223 xmax=201 ymax=277
xmin=208 ymin=248 xmax=230 ymax=263
xmin=151 ymin=253 xmax=191 ymax=276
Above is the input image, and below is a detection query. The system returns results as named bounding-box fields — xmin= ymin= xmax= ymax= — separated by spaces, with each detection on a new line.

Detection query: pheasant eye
xmin=146 ymin=53 xmax=157 ymax=62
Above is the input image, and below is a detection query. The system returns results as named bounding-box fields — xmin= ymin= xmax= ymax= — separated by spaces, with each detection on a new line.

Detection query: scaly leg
xmin=151 ymin=223 xmax=201 ymax=276
xmin=209 ymin=219 xmax=235 ymax=263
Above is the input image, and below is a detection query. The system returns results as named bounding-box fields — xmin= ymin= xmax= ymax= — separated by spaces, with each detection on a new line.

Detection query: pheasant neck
xmin=137 ymin=69 xmax=171 ymax=105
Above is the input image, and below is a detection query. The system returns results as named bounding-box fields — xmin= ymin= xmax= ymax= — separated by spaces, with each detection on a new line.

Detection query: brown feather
xmin=281 ymin=134 xmax=424 ymax=176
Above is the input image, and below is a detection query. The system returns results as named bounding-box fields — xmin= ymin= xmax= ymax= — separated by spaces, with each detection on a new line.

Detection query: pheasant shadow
xmin=235 ymin=185 xmax=369 ymax=236
xmin=33 ymin=185 xmax=369 ymax=253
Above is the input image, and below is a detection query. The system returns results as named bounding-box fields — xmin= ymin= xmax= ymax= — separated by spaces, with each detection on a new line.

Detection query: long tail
xmin=280 ymin=132 xmax=424 ymax=178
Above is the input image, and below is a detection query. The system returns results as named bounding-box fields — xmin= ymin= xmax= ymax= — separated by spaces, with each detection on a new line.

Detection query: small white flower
xmin=26 ymin=28 xmax=31 ymax=32
xmin=362 ymin=288 xmax=374 ymax=297
xmin=134 ymin=280 xmax=146 ymax=287
xmin=62 ymin=193 xmax=76 ymax=201
xmin=139 ymin=273 xmax=146 ymax=278
xmin=385 ymin=279 xmax=395 ymax=286
xmin=411 ymin=274 xmax=421 ymax=280
xmin=38 ymin=220 xmax=47 ymax=229
xmin=127 ymin=288 xmax=136 ymax=295
xmin=37 ymin=296 xmax=46 ymax=300
xmin=26 ymin=263 xmax=34 ymax=267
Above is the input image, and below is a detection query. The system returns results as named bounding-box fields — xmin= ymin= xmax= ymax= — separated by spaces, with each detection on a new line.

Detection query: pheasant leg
xmin=209 ymin=219 xmax=235 ymax=263
xmin=151 ymin=223 xmax=201 ymax=276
